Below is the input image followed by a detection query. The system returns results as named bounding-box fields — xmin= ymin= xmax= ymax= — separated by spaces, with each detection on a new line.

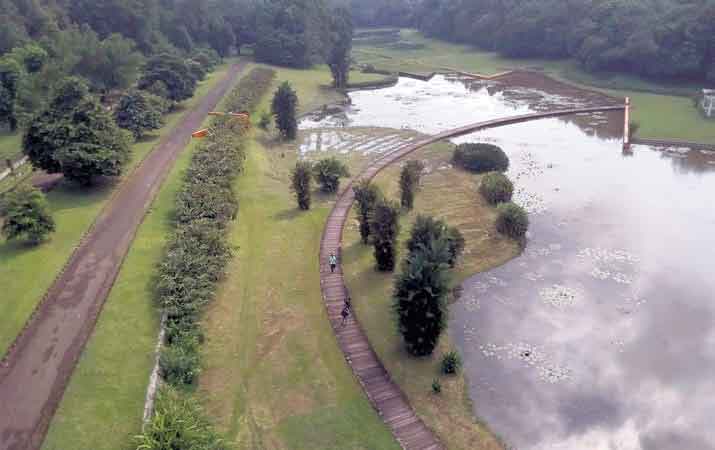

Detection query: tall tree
xmin=23 ymin=77 xmax=132 ymax=185
xmin=399 ymin=160 xmax=424 ymax=210
xmin=353 ymin=180 xmax=382 ymax=244
xmin=0 ymin=57 xmax=22 ymax=131
xmin=291 ymin=161 xmax=313 ymax=210
xmin=327 ymin=5 xmax=353 ymax=88
xmin=370 ymin=198 xmax=400 ymax=272
xmin=393 ymin=237 xmax=451 ymax=357
xmin=138 ymin=53 xmax=197 ymax=102
xmin=271 ymin=81 xmax=298 ymax=140
xmin=115 ymin=89 xmax=167 ymax=139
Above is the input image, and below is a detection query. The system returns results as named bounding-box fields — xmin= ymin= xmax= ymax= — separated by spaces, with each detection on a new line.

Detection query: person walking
xmin=329 ymin=252 xmax=338 ymax=273
xmin=340 ymin=305 xmax=350 ymax=327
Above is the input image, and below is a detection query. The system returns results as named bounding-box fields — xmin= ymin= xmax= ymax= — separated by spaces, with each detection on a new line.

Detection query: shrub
xmin=479 ymin=172 xmax=514 ymax=205
xmin=0 ymin=184 xmax=55 ymax=244
xmin=353 ymin=180 xmax=382 ymax=244
xmin=496 ymin=202 xmax=529 ymax=239
xmin=370 ymin=199 xmax=400 ymax=271
xmin=407 ymin=215 xmax=464 ymax=268
xmin=453 ymin=143 xmax=509 ymax=173
xmin=271 ymin=81 xmax=298 ymax=140
xmin=441 ymin=351 xmax=462 ymax=375
xmin=159 ymin=334 xmax=201 ymax=386
xmin=291 ymin=161 xmax=313 ymax=210
xmin=224 ymin=68 xmax=275 ymax=113
xmin=400 ymin=160 xmax=424 ymax=210
xmin=432 ymin=379 xmax=442 ymax=394
xmin=313 ymin=157 xmax=350 ymax=193
xmin=115 ymin=89 xmax=167 ymax=139
xmin=394 ymin=239 xmax=451 ymax=356
xmin=258 ymin=110 xmax=272 ymax=130
xmin=135 ymin=386 xmax=229 ymax=450
xmin=138 ymin=53 xmax=197 ymax=102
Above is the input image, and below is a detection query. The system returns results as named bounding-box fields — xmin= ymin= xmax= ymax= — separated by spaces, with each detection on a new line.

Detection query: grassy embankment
xmin=0 ymin=63 xmax=234 ymax=361
xmin=40 ymin=63 xmax=243 ymax=450
xmin=0 ymin=132 xmax=22 ymax=163
xmin=341 ymin=143 xmax=519 ymax=450
xmin=198 ymin=64 xmax=400 ymax=449
xmin=353 ymin=29 xmax=715 ymax=143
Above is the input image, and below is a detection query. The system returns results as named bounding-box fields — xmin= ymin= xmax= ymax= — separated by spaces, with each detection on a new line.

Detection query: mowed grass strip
xmin=199 ymin=137 xmax=399 ymax=450
xmin=353 ymin=29 xmax=715 ymax=143
xmin=0 ymin=63 xmax=232 ymax=355
xmin=342 ymin=142 xmax=519 ymax=450
xmin=0 ymin=132 xmax=22 ymax=163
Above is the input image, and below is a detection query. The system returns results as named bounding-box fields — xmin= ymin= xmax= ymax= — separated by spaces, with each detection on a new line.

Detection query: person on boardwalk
xmin=344 ymin=296 xmax=352 ymax=311
xmin=340 ymin=305 xmax=350 ymax=327
xmin=329 ymin=252 xmax=338 ymax=273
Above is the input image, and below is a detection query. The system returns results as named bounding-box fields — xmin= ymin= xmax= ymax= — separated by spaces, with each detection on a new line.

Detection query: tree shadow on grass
xmin=273 ymin=208 xmax=303 ymax=221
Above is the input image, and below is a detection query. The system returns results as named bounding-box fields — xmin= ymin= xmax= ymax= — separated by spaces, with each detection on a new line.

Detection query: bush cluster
xmin=479 ymin=172 xmax=514 ymax=205
xmin=496 ymin=202 xmax=529 ymax=239
xmin=155 ymin=68 xmax=274 ymax=389
xmin=441 ymin=351 xmax=463 ymax=375
xmin=224 ymin=67 xmax=275 ymax=113
xmin=453 ymin=143 xmax=509 ymax=173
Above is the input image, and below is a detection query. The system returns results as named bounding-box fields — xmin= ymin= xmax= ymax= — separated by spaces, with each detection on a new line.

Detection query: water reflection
xmin=302 ymin=75 xmax=715 ymax=449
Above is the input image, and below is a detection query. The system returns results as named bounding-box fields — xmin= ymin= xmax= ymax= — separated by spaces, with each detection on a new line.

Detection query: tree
xmin=23 ymin=77 xmax=132 ymax=185
xmin=0 ymin=57 xmax=22 ymax=132
xmin=370 ymin=198 xmax=400 ymax=271
xmin=407 ymin=215 xmax=464 ymax=268
xmin=115 ymin=89 xmax=167 ymax=139
xmin=1 ymin=184 xmax=55 ymax=245
xmin=207 ymin=17 xmax=236 ymax=57
xmin=399 ymin=160 xmax=424 ymax=210
xmin=328 ymin=5 xmax=354 ymax=88
xmin=271 ymin=81 xmax=298 ymax=140
xmin=291 ymin=161 xmax=313 ymax=210
xmin=138 ymin=53 xmax=197 ymax=102
xmin=393 ymin=238 xmax=451 ymax=356
xmin=353 ymin=180 xmax=382 ymax=244
xmin=496 ymin=202 xmax=529 ymax=239
xmin=479 ymin=172 xmax=514 ymax=204
xmin=313 ymin=157 xmax=350 ymax=193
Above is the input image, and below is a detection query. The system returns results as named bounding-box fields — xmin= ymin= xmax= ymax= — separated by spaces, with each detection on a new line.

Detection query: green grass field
xmin=341 ymin=142 xmax=518 ymax=450
xmin=0 ymin=132 xmax=21 ymax=163
xmin=40 ymin=63 xmax=241 ymax=450
xmin=0 ymin=63 xmax=233 ymax=357
xmin=353 ymin=29 xmax=715 ymax=143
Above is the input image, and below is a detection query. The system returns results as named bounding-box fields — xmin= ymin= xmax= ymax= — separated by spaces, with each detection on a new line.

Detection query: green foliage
xmin=207 ymin=17 xmax=236 ymax=58
xmin=138 ymin=53 xmax=197 ymax=102
xmin=258 ymin=110 xmax=271 ymax=130
xmin=225 ymin=68 xmax=276 ymax=113
xmin=271 ymin=81 xmax=298 ymax=140
xmin=406 ymin=215 xmax=464 ymax=268
xmin=495 ymin=202 xmax=529 ymax=239
xmin=254 ymin=0 xmax=331 ymax=68
xmin=291 ymin=161 xmax=313 ymax=210
xmin=0 ymin=56 xmax=22 ymax=132
xmin=399 ymin=160 xmax=424 ymax=210
xmin=479 ymin=172 xmax=514 ymax=205
xmin=327 ymin=5 xmax=354 ymax=88
xmin=0 ymin=184 xmax=55 ymax=245
xmin=191 ymin=48 xmax=221 ymax=71
xmin=81 ymin=33 xmax=144 ymax=91
xmin=159 ymin=333 xmax=201 ymax=386
xmin=135 ymin=386 xmax=230 ymax=450
xmin=431 ymin=378 xmax=442 ymax=394
xmin=115 ymin=89 xmax=167 ymax=139
xmin=187 ymin=60 xmax=207 ymax=82
xmin=441 ymin=351 xmax=462 ymax=375
xmin=353 ymin=180 xmax=382 ymax=244
xmin=393 ymin=238 xmax=451 ymax=356
xmin=23 ymin=77 xmax=132 ymax=185
xmin=12 ymin=44 xmax=48 ymax=73
xmin=312 ymin=157 xmax=350 ymax=193
xmin=370 ymin=198 xmax=400 ymax=271
xmin=453 ymin=143 xmax=509 ymax=174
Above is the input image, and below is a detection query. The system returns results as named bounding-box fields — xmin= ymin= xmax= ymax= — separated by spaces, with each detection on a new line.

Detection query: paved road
xmin=0 ymin=61 xmax=246 ymax=450
xmin=319 ymin=104 xmax=625 ymax=450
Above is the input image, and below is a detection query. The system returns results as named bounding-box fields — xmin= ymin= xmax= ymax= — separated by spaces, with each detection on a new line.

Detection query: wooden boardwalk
xmin=319 ymin=105 xmax=625 ymax=450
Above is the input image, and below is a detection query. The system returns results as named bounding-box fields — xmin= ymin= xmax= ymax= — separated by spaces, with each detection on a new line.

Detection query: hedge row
xmin=155 ymin=67 xmax=276 ymax=388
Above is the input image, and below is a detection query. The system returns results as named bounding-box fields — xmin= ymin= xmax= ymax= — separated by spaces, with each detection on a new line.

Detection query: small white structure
xmin=702 ymin=89 xmax=714 ymax=117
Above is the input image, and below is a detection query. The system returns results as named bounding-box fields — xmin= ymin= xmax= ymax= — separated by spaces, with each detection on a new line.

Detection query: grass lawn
xmin=341 ymin=142 xmax=519 ymax=450
xmin=0 ymin=62 xmax=233 ymax=356
xmin=40 ymin=62 xmax=242 ymax=450
xmin=354 ymin=29 xmax=715 ymax=143
xmin=0 ymin=132 xmax=22 ymax=163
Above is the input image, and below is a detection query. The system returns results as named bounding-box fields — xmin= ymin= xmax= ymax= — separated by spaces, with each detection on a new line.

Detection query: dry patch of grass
xmin=342 ymin=141 xmax=520 ymax=450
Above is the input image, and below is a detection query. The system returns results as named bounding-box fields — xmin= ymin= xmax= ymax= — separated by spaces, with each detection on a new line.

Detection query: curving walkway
xmin=319 ymin=105 xmax=625 ymax=450
xmin=0 ymin=62 xmax=247 ymax=450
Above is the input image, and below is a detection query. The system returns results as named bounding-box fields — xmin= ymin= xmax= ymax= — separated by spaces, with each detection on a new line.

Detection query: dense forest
xmin=352 ymin=0 xmax=715 ymax=83
xmin=0 ymin=0 xmax=350 ymax=135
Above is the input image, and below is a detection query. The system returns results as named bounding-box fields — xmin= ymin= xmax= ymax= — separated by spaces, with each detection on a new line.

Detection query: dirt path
xmin=319 ymin=105 xmax=625 ymax=450
xmin=0 ymin=61 xmax=246 ymax=450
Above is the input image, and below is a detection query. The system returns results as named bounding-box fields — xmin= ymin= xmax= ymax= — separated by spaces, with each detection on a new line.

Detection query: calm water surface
xmin=303 ymin=75 xmax=715 ymax=450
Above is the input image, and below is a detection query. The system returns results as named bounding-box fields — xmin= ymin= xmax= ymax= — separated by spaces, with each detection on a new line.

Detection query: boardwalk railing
xmin=319 ymin=104 xmax=625 ymax=450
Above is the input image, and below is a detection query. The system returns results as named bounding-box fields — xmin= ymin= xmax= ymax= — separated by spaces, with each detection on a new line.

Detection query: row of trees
xmin=418 ymin=0 xmax=715 ymax=82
